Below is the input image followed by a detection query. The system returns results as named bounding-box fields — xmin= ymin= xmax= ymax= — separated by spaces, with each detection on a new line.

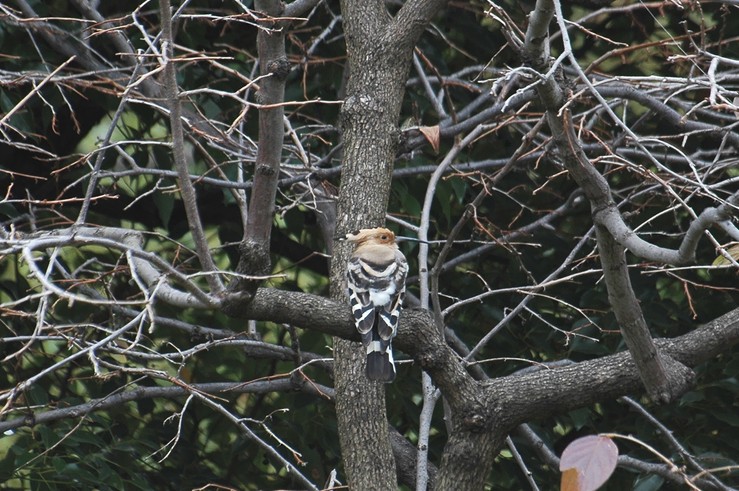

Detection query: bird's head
xmin=342 ymin=227 xmax=397 ymax=247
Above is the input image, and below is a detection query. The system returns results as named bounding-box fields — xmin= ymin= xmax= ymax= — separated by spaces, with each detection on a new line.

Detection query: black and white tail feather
xmin=344 ymin=228 xmax=408 ymax=382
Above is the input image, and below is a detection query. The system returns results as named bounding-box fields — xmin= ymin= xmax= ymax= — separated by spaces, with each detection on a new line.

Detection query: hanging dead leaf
xmin=419 ymin=125 xmax=440 ymax=153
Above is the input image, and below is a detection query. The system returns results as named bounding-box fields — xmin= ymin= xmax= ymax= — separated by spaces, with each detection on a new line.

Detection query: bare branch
xmin=159 ymin=0 xmax=223 ymax=293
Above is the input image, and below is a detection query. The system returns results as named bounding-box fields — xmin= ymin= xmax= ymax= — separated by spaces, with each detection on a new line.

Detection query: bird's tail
xmin=365 ymin=341 xmax=396 ymax=383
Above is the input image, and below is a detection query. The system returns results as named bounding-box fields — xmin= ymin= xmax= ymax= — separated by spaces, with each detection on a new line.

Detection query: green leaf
xmin=569 ymin=407 xmax=593 ymax=431
xmin=713 ymin=243 xmax=739 ymax=266
xmin=51 ymin=456 xmax=67 ymax=474
xmin=0 ymin=451 xmax=17 ymax=482
xmin=633 ymin=474 xmax=664 ymax=491
xmin=712 ymin=409 xmax=739 ymax=427
xmin=38 ymin=426 xmax=57 ymax=449
xmin=153 ymin=189 xmax=175 ymax=228
xmin=679 ymin=390 xmax=705 ymax=404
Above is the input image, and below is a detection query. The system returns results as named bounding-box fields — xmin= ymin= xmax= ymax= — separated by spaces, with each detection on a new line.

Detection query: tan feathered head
xmin=344 ymin=228 xmax=397 ymax=247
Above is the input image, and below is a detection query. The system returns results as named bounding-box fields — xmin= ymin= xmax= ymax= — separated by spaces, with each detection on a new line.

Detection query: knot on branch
xmin=457 ymin=401 xmax=492 ymax=433
xmin=341 ymin=94 xmax=384 ymax=118
xmin=224 ymin=240 xmax=272 ymax=301
xmin=219 ymin=290 xmax=257 ymax=318
xmin=239 ymin=239 xmax=272 ymax=272
xmin=462 ymin=412 xmax=488 ymax=433
xmin=416 ymin=347 xmax=445 ymax=371
xmin=256 ymin=164 xmax=277 ymax=176
xmin=520 ymin=46 xmax=549 ymax=70
xmin=267 ymin=56 xmax=290 ymax=80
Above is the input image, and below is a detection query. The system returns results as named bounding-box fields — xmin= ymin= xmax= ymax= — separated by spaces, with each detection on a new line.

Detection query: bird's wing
xmin=376 ymin=251 xmax=408 ymax=342
xmin=346 ymin=256 xmax=376 ymax=334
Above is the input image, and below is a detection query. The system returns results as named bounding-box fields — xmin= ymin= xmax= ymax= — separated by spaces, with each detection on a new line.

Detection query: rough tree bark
xmin=330 ymin=0 xmax=446 ymax=488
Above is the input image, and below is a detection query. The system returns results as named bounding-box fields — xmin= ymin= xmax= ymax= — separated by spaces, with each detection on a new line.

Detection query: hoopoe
xmin=344 ymin=228 xmax=408 ymax=382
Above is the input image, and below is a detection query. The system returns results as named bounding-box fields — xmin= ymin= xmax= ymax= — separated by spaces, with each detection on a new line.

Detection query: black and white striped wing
xmin=375 ymin=253 xmax=408 ymax=343
xmin=346 ymin=257 xmax=376 ymax=335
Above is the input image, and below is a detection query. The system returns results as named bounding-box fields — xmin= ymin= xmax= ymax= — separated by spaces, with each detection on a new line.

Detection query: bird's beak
xmin=335 ymin=229 xmax=361 ymax=241
xmin=396 ymin=236 xmax=430 ymax=244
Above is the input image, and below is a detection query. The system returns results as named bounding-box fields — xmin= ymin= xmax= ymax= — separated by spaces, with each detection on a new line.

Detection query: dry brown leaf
xmin=419 ymin=125 xmax=440 ymax=153
xmin=561 ymin=468 xmax=581 ymax=491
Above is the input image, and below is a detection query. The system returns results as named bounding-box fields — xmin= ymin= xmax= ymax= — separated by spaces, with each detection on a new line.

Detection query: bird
xmin=343 ymin=227 xmax=408 ymax=382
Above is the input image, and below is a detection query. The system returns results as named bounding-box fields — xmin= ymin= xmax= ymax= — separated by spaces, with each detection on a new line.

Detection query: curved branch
xmin=593 ymin=225 xmax=694 ymax=402
xmin=384 ymin=0 xmax=449 ymax=54
xmin=283 ymin=0 xmax=323 ymax=18
xmin=5 ymin=227 xmax=217 ymax=308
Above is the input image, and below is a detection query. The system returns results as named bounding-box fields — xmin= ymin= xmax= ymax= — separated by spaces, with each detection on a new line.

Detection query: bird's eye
xmin=381 ymin=235 xmax=388 ymax=240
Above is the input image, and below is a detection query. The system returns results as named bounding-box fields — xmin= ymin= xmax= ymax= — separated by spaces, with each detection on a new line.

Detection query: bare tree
xmin=1 ymin=0 xmax=738 ymax=489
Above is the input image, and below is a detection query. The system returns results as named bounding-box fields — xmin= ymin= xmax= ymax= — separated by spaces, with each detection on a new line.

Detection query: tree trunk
xmin=331 ymin=0 xmax=447 ymax=487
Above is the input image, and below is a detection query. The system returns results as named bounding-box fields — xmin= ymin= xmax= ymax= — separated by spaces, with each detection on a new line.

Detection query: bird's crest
xmin=343 ymin=228 xmax=396 ymax=247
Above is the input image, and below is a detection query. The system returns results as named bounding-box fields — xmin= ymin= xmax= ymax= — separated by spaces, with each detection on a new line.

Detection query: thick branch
xmin=593 ymin=226 xmax=694 ymax=402
xmin=330 ymin=1 xmax=446 ymax=487
xmin=495 ymin=306 xmax=739 ymax=426
xmin=384 ymin=0 xmax=449 ymax=55
xmin=231 ymin=0 xmax=290 ymax=294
